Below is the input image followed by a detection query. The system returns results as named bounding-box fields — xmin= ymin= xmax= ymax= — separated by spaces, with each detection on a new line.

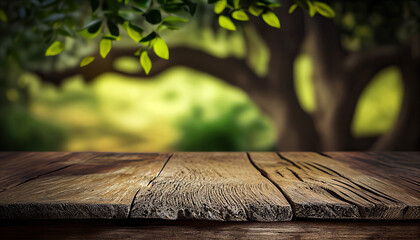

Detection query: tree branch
xmin=305 ymin=15 xmax=346 ymax=77
xmin=33 ymin=46 xmax=262 ymax=91
xmin=345 ymin=45 xmax=407 ymax=94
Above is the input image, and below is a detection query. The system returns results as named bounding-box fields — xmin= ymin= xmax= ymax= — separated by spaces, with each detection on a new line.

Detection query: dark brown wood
xmin=0 ymin=153 xmax=170 ymax=219
xmin=0 ymin=152 xmax=419 ymax=222
xmin=249 ymin=152 xmax=420 ymax=219
xmin=326 ymin=152 xmax=420 ymax=218
xmin=130 ymin=152 xmax=292 ymax=221
xmin=0 ymin=219 xmax=419 ymax=240
xmin=0 ymin=152 xmax=97 ymax=192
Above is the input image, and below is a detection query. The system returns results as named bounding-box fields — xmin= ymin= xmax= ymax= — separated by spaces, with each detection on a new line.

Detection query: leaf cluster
xmin=0 ymin=0 xmax=335 ymax=75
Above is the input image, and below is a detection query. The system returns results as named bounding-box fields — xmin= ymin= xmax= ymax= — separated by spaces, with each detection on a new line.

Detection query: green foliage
xmin=334 ymin=1 xmax=420 ymax=50
xmin=0 ymin=0 xmax=334 ymax=76
xmin=140 ymin=50 xmax=152 ymax=74
xmin=45 ymin=41 xmax=65 ymax=56
xmin=293 ymin=54 xmax=404 ymax=137
xmin=352 ymin=66 xmax=403 ymax=137
xmin=80 ymin=56 xmax=95 ymax=67
xmin=313 ymin=1 xmax=335 ymax=18
xmin=12 ymin=67 xmax=275 ymax=151
xmin=219 ymin=15 xmax=236 ymax=31
xmin=262 ymin=11 xmax=280 ymax=28
xmin=0 ymin=106 xmax=65 ymax=151
xmin=214 ymin=0 xmax=227 ymax=14
xmin=232 ymin=10 xmax=249 ymax=21
xmin=0 ymin=9 xmax=7 ymax=22
xmin=153 ymin=37 xmax=169 ymax=60
xmin=99 ymin=39 xmax=112 ymax=58
xmin=175 ymin=103 xmax=275 ymax=151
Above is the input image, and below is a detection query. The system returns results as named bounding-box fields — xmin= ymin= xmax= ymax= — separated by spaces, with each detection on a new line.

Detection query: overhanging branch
xmin=33 ymin=46 xmax=261 ymax=91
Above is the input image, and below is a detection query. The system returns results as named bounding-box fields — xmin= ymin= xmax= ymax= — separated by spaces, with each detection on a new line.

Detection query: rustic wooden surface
xmin=0 ymin=152 xmax=97 ymax=193
xmin=0 ymin=152 xmax=419 ymax=221
xmin=131 ymin=152 xmax=292 ymax=221
xmin=249 ymin=152 xmax=420 ymax=220
xmin=1 ymin=219 xmax=419 ymax=240
xmin=0 ymin=153 xmax=170 ymax=219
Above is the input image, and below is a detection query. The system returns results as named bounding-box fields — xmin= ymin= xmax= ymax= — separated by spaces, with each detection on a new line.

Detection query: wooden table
xmin=0 ymin=152 xmax=419 ymax=239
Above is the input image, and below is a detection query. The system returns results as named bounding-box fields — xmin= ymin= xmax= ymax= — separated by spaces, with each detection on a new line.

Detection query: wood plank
xmin=0 ymin=153 xmax=170 ymax=219
xmin=130 ymin=152 xmax=292 ymax=221
xmin=249 ymin=152 xmax=420 ymax=219
xmin=326 ymin=152 xmax=420 ymax=219
xmin=0 ymin=152 xmax=98 ymax=192
xmin=1 ymin=219 xmax=419 ymax=240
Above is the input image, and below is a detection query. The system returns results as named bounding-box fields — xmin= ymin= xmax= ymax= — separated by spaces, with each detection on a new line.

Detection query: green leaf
xmin=102 ymin=34 xmax=120 ymax=41
xmin=268 ymin=2 xmax=281 ymax=8
xmin=140 ymin=31 xmax=157 ymax=42
xmin=145 ymin=9 xmax=162 ymax=24
xmin=140 ymin=51 xmax=152 ymax=75
xmin=0 ymin=9 xmax=7 ymax=22
xmin=288 ymin=3 xmax=298 ymax=14
xmin=78 ymin=28 xmax=101 ymax=38
xmin=248 ymin=5 xmax=263 ymax=16
xmin=84 ymin=19 xmax=102 ymax=33
xmin=262 ymin=11 xmax=280 ymax=28
xmin=45 ymin=41 xmax=64 ymax=56
xmin=233 ymin=0 xmax=240 ymax=9
xmin=123 ymin=22 xmax=143 ymax=42
xmin=163 ymin=16 xmax=188 ymax=24
xmin=294 ymin=0 xmax=309 ymax=10
xmin=232 ymin=10 xmax=248 ymax=21
xmin=153 ymin=37 xmax=169 ymax=60
xmin=307 ymin=0 xmax=316 ymax=17
xmin=214 ymin=0 xmax=226 ymax=14
xmin=314 ymin=1 xmax=335 ymax=18
xmin=80 ymin=56 xmax=95 ymax=67
xmin=133 ymin=0 xmax=151 ymax=9
xmin=107 ymin=20 xmax=120 ymax=37
xmin=100 ymin=39 xmax=112 ymax=58
xmin=134 ymin=48 xmax=142 ymax=56
xmin=218 ymin=15 xmax=236 ymax=31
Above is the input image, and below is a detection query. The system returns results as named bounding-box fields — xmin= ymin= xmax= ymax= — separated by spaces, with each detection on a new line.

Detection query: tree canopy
xmin=0 ymin=0 xmax=334 ymax=74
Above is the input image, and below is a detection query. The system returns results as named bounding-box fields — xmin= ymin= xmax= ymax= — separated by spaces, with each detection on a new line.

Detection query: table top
xmin=0 ymin=152 xmax=419 ymax=221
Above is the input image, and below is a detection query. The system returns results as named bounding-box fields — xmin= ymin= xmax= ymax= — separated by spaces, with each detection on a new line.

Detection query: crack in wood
xmin=247 ymin=152 xmax=297 ymax=220
xmin=127 ymin=153 xmax=173 ymax=218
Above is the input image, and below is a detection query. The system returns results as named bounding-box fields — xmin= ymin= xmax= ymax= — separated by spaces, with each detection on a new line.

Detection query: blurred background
xmin=1 ymin=0 xmax=419 ymax=152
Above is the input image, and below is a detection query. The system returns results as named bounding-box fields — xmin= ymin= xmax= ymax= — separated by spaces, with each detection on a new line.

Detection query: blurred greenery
xmin=294 ymin=55 xmax=403 ymax=137
xmin=0 ymin=53 xmax=403 ymax=151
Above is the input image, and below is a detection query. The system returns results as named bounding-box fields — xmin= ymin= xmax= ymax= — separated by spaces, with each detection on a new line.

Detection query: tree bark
xmin=248 ymin=1 xmax=320 ymax=150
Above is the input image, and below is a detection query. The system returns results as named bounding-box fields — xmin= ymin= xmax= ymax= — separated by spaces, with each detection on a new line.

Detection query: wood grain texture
xmin=326 ymin=152 xmax=420 ymax=219
xmin=131 ymin=152 xmax=292 ymax=221
xmin=249 ymin=152 xmax=420 ymax=220
xmin=1 ymin=219 xmax=419 ymax=240
xmin=0 ymin=152 xmax=97 ymax=192
xmin=0 ymin=153 xmax=170 ymax=219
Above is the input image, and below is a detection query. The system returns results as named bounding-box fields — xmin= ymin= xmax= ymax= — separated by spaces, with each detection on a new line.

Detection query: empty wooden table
xmin=0 ymin=152 xmax=419 ymax=239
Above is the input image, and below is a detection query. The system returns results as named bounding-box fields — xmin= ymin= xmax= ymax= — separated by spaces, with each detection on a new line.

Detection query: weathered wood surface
xmin=1 ymin=219 xmax=419 ymax=240
xmin=0 ymin=152 xmax=419 ymax=221
xmin=326 ymin=152 xmax=420 ymax=197
xmin=130 ymin=152 xmax=292 ymax=221
xmin=0 ymin=153 xmax=170 ymax=219
xmin=249 ymin=152 xmax=420 ymax=220
xmin=0 ymin=152 xmax=97 ymax=192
